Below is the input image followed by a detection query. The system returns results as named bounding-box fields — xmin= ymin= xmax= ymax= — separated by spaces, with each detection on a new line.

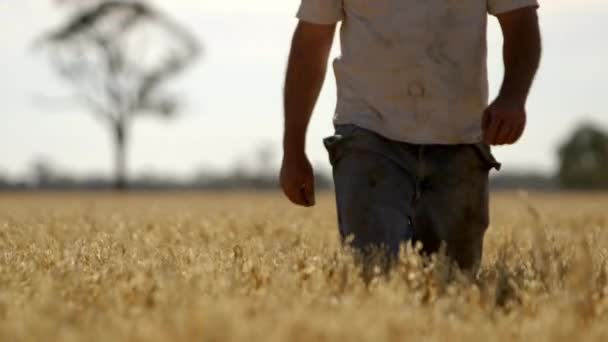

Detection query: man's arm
xmin=483 ymin=6 xmax=541 ymax=145
xmin=281 ymin=21 xmax=336 ymax=206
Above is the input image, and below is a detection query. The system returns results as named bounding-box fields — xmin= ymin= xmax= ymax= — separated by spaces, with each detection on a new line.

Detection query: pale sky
xmin=0 ymin=0 xmax=607 ymax=180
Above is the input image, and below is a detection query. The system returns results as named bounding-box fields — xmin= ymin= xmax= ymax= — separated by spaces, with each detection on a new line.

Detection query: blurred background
xmin=0 ymin=0 xmax=607 ymax=191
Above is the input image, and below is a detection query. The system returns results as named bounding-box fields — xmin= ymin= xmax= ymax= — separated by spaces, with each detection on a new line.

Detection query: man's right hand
xmin=280 ymin=21 xmax=334 ymax=207
xmin=280 ymin=152 xmax=316 ymax=207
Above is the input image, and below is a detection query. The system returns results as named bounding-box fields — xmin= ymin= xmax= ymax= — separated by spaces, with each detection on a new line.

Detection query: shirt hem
xmin=333 ymin=117 xmax=483 ymax=145
xmin=489 ymin=1 xmax=539 ymax=16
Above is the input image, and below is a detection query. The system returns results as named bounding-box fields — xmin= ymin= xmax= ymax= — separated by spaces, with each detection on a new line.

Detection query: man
xmin=281 ymin=0 xmax=541 ymax=272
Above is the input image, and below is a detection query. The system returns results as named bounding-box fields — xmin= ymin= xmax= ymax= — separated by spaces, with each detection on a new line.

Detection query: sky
xmin=0 ymin=0 xmax=607 ymax=180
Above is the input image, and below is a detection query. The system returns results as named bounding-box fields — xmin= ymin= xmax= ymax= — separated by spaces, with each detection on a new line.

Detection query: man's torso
xmin=332 ymin=0 xmax=490 ymax=144
xmin=297 ymin=0 xmax=538 ymax=144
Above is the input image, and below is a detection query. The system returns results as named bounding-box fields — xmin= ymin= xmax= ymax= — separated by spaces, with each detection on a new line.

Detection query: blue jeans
xmin=324 ymin=125 xmax=501 ymax=271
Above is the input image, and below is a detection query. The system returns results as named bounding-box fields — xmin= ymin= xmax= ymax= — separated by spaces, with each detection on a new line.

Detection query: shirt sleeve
xmin=296 ymin=0 xmax=344 ymax=24
xmin=487 ymin=0 xmax=539 ymax=16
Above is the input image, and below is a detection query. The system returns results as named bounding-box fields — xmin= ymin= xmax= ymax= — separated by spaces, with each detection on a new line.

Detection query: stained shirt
xmin=297 ymin=0 xmax=539 ymax=144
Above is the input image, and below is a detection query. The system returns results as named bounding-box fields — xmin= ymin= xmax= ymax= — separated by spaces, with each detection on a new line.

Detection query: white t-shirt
xmin=297 ymin=0 xmax=539 ymax=144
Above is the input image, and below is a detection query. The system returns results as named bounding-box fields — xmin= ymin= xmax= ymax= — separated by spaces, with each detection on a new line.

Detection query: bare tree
xmin=38 ymin=0 xmax=200 ymax=190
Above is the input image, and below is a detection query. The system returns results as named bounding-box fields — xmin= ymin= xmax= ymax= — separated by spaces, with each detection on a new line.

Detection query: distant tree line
xmin=490 ymin=172 xmax=558 ymax=191
xmin=2 ymin=122 xmax=607 ymax=192
xmin=492 ymin=122 xmax=608 ymax=191
xmin=0 ymin=157 xmax=333 ymax=192
xmin=558 ymin=124 xmax=608 ymax=190
xmin=491 ymin=122 xmax=608 ymax=191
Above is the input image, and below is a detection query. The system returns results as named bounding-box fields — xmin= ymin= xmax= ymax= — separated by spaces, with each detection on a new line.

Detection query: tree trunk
xmin=114 ymin=123 xmax=128 ymax=191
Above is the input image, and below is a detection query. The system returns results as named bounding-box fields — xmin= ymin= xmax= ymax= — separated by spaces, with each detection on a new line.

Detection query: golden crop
xmin=0 ymin=192 xmax=607 ymax=341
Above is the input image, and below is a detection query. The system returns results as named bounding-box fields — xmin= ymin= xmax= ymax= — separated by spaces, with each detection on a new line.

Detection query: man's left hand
xmin=482 ymin=97 xmax=527 ymax=145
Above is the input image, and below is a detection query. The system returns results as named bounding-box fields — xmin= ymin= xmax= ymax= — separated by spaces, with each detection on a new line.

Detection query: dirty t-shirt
xmin=297 ymin=0 xmax=539 ymax=144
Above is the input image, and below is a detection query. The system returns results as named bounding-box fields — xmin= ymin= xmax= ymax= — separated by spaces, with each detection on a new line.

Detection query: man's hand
xmin=486 ymin=6 xmax=540 ymax=146
xmin=280 ymin=152 xmax=315 ymax=207
xmin=482 ymin=97 xmax=526 ymax=145
xmin=280 ymin=21 xmax=335 ymax=206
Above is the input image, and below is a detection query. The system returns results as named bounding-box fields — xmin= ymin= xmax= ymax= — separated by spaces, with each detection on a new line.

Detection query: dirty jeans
xmin=324 ymin=124 xmax=501 ymax=271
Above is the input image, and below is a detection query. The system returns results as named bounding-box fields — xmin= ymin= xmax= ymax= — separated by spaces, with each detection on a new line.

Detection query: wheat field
xmin=0 ymin=192 xmax=607 ymax=341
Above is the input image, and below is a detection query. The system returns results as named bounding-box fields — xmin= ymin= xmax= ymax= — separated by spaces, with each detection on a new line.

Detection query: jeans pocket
xmin=323 ymin=134 xmax=347 ymax=166
xmin=323 ymin=125 xmax=362 ymax=166
xmin=472 ymin=143 xmax=502 ymax=171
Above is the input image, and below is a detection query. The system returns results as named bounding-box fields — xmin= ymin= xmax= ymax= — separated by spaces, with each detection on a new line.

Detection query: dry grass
xmin=1 ymin=192 xmax=607 ymax=341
